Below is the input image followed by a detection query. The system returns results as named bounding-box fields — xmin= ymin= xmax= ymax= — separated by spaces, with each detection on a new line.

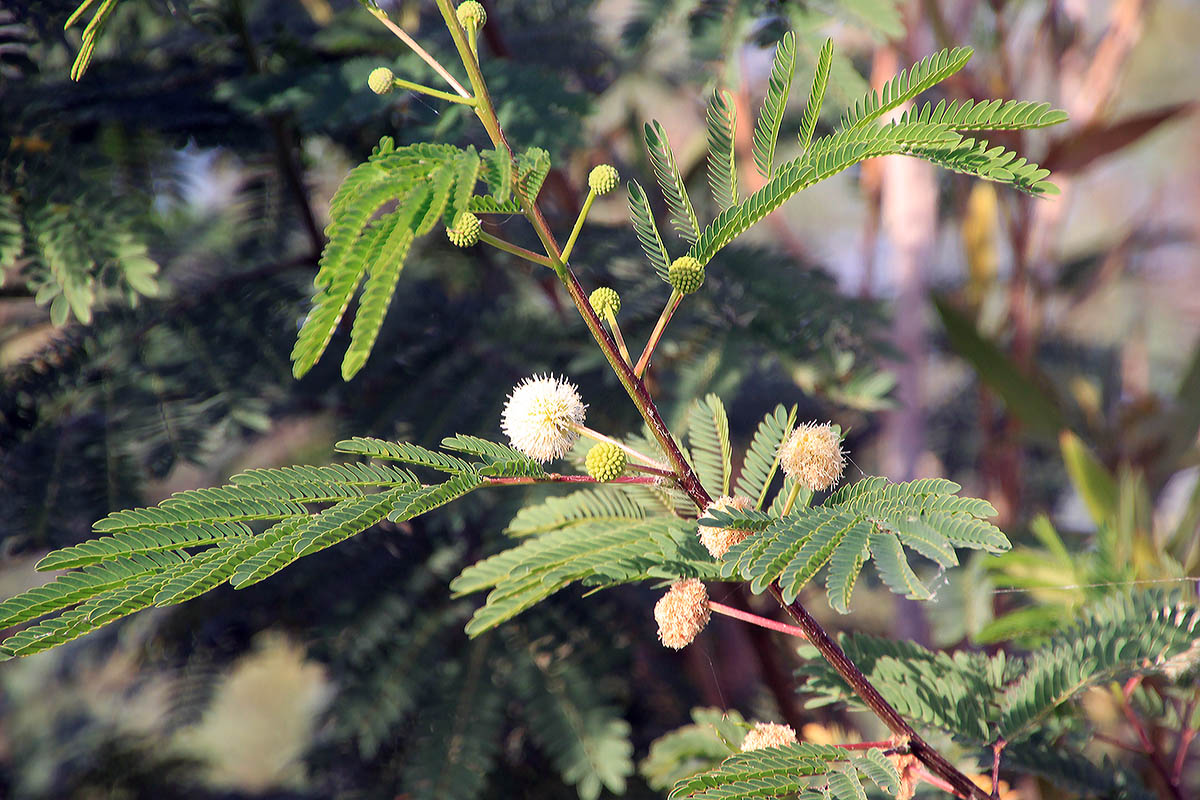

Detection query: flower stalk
xmin=478 ymin=230 xmax=556 ymax=268
xmin=708 ymin=601 xmax=808 ymax=639
xmin=634 ymin=289 xmax=681 ymax=378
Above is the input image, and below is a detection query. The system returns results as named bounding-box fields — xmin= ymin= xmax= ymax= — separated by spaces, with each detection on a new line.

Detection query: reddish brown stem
xmin=486 ymin=475 xmax=659 ymax=485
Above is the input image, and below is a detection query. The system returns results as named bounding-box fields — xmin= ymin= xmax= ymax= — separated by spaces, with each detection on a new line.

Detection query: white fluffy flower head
xmin=741 ymin=722 xmax=798 ymax=752
xmin=501 ymin=374 xmax=587 ymax=462
xmin=779 ymin=422 xmax=845 ymax=492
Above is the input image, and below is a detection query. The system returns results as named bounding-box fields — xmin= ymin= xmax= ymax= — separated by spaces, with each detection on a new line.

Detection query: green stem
xmin=634 ymin=289 xmax=682 ymax=378
xmin=368 ymin=6 xmax=471 ymax=98
xmin=561 ymin=188 xmax=596 ymax=263
xmin=604 ymin=309 xmax=632 ymax=367
xmin=477 ymin=231 xmax=556 ymax=268
xmin=390 ymin=76 xmax=476 ymax=105
xmin=780 ymin=481 xmax=802 ymax=516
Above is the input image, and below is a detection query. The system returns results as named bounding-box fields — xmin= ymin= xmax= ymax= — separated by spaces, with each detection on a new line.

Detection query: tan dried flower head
xmin=698 ymin=495 xmax=754 ymax=558
xmin=741 ymin=722 xmax=798 ymax=752
xmin=501 ymin=374 xmax=586 ymax=462
xmin=779 ymin=422 xmax=845 ymax=492
xmin=654 ymin=578 xmax=710 ymax=649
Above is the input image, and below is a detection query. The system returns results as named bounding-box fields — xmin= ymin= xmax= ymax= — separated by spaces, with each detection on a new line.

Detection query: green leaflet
xmin=719 ymin=477 xmax=1008 ymax=611
xmin=899 ymin=98 xmax=1069 ymax=131
xmin=505 ymin=487 xmax=647 ymax=537
xmin=686 ymin=393 xmax=732 ymax=499
xmin=798 ymin=38 xmax=833 ymax=152
xmin=705 ymin=89 xmax=738 ymax=211
xmin=669 ymin=742 xmax=849 ymax=800
xmin=752 ymin=31 xmax=796 ymax=179
xmin=510 ymin=629 xmax=634 ymax=800
xmin=291 ymin=140 xmax=532 ymax=380
xmin=627 ymin=179 xmax=671 ymax=281
xmin=839 ymin=46 xmax=973 ymax=130
xmin=734 ymin=404 xmax=797 ymax=510
xmin=688 ymin=121 xmax=961 ymax=265
xmin=644 ymin=120 xmax=700 ymax=244
xmin=452 ymin=518 xmax=694 ymax=636
xmin=343 ymin=220 xmax=414 ymax=380
xmin=800 ymin=590 xmax=1200 ymax=746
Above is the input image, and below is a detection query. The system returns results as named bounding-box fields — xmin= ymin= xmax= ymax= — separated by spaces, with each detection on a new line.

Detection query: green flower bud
xmin=668 ymin=256 xmax=705 ymax=295
xmin=368 ymin=67 xmax=395 ymax=95
xmin=585 ymin=442 xmax=627 ymax=482
xmin=587 ymin=164 xmax=619 ymax=196
xmin=456 ymin=1 xmax=486 ymax=29
xmin=589 ymin=287 xmax=621 ymax=318
xmin=447 ymin=212 xmax=481 ymax=247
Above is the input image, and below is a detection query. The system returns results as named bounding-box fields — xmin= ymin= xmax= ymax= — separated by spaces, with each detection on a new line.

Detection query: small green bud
xmin=589 ymin=287 xmax=621 ymax=318
xmin=447 ymin=212 xmax=481 ymax=247
xmin=368 ymin=67 xmax=395 ymax=95
xmin=587 ymin=164 xmax=619 ymax=196
xmin=456 ymin=1 xmax=486 ymax=29
xmin=585 ymin=442 xmax=627 ymax=482
xmin=667 ymin=256 xmax=705 ymax=295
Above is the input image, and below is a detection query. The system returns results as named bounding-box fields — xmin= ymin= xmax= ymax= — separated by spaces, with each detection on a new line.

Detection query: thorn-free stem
xmin=709 ymin=601 xmax=808 ymax=639
xmin=561 ymin=188 xmax=597 ymax=263
xmin=477 ymin=231 xmax=556 ymax=268
xmin=368 ymin=6 xmax=471 ymax=98
xmin=635 ymin=289 xmax=682 ymax=378
xmin=390 ymin=75 xmax=477 ymax=105
xmin=604 ymin=309 xmax=633 ymax=366
xmin=572 ymin=424 xmax=670 ymax=472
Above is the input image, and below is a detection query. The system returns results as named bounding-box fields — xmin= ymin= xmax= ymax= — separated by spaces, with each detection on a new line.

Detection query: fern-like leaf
xmin=627 ymin=180 xmax=671 ymax=281
xmin=669 ymin=742 xmax=850 ymax=800
xmin=291 ymin=140 xmax=478 ymax=379
xmin=505 ymin=487 xmax=649 ymax=537
xmin=999 ymin=590 xmax=1200 ymax=740
xmin=752 ymin=31 xmax=796 ymax=179
xmin=909 ymin=135 xmax=1058 ymax=195
xmin=734 ymin=404 xmax=797 ymax=509
xmin=720 ymin=477 xmax=1007 ymax=608
xmin=839 ymin=46 xmax=973 ymax=130
xmin=335 ymin=436 xmax=475 ymax=474
xmin=798 ymin=38 xmax=833 ymax=151
xmin=511 ymin=630 xmax=634 ymax=800
xmin=452 ymin=518 xmax=693 ymax=636
xmin=689 ymin=121 xmax=960 ymax=264
xmin=687 ymin=394 xmax=732 ymax=498
xmin=899 ymin=98 xmax=1068 ymax=131
xmin=706 ymin=89 xmax=738 ymax=211
xmin=645 ymin=121 xmax=701 ymax=244
xmin=342 ymin=219 xmax=414 ymax=379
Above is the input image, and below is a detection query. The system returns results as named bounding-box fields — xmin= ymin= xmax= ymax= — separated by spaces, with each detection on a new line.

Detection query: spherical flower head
xmin=589 ymin=286 xmax=621 ymax=318
xmin=588 ymin=164 xmax=619 ymax=196
xmin=668 ymin=256 xmax=705 ymax=295
xmin=779 ymin=422 xmax=845 ymax=492
xmin=367 ymin=67 xmax=395 ymax=95
xmin=698 ymin=495 xmax=754 ymax=558
xmin=654 ymin=578 xmax=710 ymax=649
xmin=501 ymin=374 xmax=586 ymax=462
xmin=456 ymin=1 xmax=486 ymax=29
xmin=741 ymin=722 xmax=798 ymax=752
xmin=447 ymin=212 xmax=481 ymax=247
xmin=585 ymin=442 xmax=627 ymax=482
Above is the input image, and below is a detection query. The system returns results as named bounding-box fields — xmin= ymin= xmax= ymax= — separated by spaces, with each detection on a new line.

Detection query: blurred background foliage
xmin=0 ymin=0 xmax=1197 ymax=798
